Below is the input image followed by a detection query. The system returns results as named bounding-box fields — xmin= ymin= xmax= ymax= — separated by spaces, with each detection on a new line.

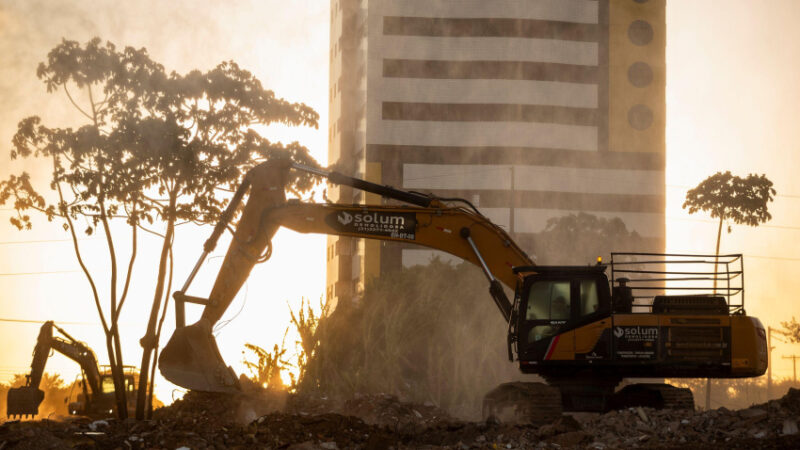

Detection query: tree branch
xmin=98 ymin=194 xmax=119 ymax=325
xmin=63 ymin=85 xmax=94 ymax=121
xmin=90 ymin=85 xmax=120 ymax=335
xmin=116 ymin=206 xmax=138 ymax=320
xmin=52 ymin=155 xmax=109 ymax=333
xmin=137 ymin=224 xmax=167 ymax=238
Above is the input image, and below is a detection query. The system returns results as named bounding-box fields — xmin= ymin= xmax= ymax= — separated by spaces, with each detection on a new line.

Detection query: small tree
xmin=683 ymin=171 xmax=775 ymax=285
xmin=682 ymin=171 xmax=775 ymax=410
xmin=289 ymin=296 xmax=329 ymax=388
xmin=1 ymin=38 xmax=321 ymax=419
xmin=243 ymin=331 xmax=292 ymax=391
xmin=779 ymin=317 xmax=800 ymax=343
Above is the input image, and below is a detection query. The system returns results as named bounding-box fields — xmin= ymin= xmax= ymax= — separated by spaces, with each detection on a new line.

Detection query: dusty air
xmin=1 ymin=1 xmax=799 ymax=448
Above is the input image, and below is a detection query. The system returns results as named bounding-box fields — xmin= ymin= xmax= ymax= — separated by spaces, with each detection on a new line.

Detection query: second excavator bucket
xmin=6 ymin=386 xmax=44 ymax=418
xmin=158 ymin=320 xmax=239 ymax=393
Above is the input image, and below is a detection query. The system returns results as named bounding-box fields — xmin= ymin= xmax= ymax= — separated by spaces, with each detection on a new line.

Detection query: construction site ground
xmin=2 ymin=387 xmax=800 ymax=449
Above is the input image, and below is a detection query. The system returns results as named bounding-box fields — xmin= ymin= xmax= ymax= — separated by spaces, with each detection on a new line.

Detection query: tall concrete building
xmin=327 ymin=0 xmax=665 ymax=305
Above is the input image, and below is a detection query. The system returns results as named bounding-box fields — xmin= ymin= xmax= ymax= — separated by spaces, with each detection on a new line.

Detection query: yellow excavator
xmin=159 ymin=159 xmax=767 ymax=422
xmin=7 ymin=321 xmax=139 ymax=418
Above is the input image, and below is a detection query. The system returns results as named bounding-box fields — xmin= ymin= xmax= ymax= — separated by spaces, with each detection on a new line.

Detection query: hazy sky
xmin=665 ymin=1 xmax=800 ymax=367
xmin=0 ymin=0 xmax=799 ymax=405
xmin=0 ymin=0 xmax=331 ymax=403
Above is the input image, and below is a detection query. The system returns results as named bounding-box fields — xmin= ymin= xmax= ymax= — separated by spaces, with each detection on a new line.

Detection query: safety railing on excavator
xmin=609 ymin=252 xmax=744 ymax=315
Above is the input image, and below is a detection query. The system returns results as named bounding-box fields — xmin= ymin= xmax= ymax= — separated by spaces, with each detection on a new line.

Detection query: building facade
xmin=327 ymin=0 xmax=665 ymax=305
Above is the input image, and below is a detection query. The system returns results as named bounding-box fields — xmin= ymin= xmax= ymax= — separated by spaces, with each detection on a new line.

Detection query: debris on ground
xmin=2 ymin=388 xmax=800 ymax=448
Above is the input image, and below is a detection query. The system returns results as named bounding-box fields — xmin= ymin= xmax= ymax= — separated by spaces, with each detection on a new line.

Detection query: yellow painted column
xmin=609 ymin=0 xmax=666 ymax=154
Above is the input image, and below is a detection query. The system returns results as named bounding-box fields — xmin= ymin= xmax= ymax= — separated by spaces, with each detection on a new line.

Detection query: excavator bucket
xmin=159 ymin=320 xmax=239 ymax=393
xmin=6 ymin=386 xmax=44 ymax=418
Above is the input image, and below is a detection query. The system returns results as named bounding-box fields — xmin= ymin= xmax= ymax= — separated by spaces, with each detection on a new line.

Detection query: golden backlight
xmin=0 ymin=0 xmax=798 ymax=408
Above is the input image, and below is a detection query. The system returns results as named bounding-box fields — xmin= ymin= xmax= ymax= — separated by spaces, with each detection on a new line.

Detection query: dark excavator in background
xmin=159 ymin=159 xmax=768 ymax=423
xmin=6 ymin=321 xmax=139 ymax=418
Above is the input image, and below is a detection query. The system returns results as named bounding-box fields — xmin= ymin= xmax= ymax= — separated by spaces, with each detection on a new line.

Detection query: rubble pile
xmin=154 ymin=383 xmax=288 ymax=427
xmin=342 ymin=393 xmax=451 ymax=428
xmin=1 ymin=388 xmax=800 ymax=448
xmin=580 ymin=403 xmax=799 ymax=448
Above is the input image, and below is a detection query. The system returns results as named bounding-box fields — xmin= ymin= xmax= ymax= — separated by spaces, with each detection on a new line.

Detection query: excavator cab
xmin=496 ymin=253 xmax=767 ymax=413
xmin=514 ymin=265 xmax=612 ymax=363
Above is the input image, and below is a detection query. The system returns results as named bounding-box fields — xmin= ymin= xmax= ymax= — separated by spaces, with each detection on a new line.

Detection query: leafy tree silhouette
xmin=0 ymin=38 xmax=321 ymax=419
xmin=531 ymin=212 xmax=646 ymax=265
xmin=779 ymin=317 xmax=800 ymax=343
xmin=683 ymin=171 xmax=775 ymax=287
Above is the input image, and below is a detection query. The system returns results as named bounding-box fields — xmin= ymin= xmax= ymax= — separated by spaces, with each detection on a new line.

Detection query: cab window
xmin=580 ymin=279 xmax=599 ymax=316
xmin=101 ymin=376 xmax=115 ymax=394
xmin=526 ymin=280 xmax=571 ymax=321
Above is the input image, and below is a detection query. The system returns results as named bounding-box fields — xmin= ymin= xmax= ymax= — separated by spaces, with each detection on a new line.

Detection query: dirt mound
xmin=2 ymin=388 xmax=800 ymax=449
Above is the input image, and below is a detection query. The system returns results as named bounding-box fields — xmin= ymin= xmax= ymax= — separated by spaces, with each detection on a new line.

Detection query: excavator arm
xmin=7 ymin=321 xmax=103 ymax=417
xmin=264 ymin=202 xmax=530 ymax=308
xmin=159 ymin=159 xmax=534 ymax=392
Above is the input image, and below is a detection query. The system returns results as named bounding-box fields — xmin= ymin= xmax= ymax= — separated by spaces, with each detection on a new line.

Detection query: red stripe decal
xmin=544 ymin=335 xmax=560 ymax=360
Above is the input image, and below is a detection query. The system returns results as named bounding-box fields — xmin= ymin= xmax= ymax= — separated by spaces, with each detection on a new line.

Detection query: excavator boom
xmin=158 ymin=159 xmax=767 ymax=421
xmin=159 ymin=159 xmax=533 ymax=392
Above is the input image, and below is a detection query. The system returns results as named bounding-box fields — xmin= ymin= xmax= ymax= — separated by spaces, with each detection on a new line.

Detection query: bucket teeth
xmin=6 ymin=386 xmax=43 ymax=418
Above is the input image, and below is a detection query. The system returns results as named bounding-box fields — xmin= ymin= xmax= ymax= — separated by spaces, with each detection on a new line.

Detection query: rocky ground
xmin=2 ymin=388 xmax=800 ymax=449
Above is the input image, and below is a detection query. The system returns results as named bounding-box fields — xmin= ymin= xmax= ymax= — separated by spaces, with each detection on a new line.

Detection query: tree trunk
xmin=111 ymin=324 xmax=126 ymax=410
xmin=706 ymin=215 xmax=724 ymax=411
xmin=713 ymin=215 xmax=723 ymax=292
xmin=98 ymin=193 xmax=128 ymax=419
xmin=136 ymin=195 xmax=177 ymax=419
xmin=147 ymin=246 xmax=174 ymax=418
xmin=105 ymin=331 xmax=128 ymax=418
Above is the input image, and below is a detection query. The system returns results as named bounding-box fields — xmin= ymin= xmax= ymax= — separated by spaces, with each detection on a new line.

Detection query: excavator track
xmin=612 ymin=383 xmax=695 ymax=411
xmin=482 ymin=382 xmax=562 ymax=425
